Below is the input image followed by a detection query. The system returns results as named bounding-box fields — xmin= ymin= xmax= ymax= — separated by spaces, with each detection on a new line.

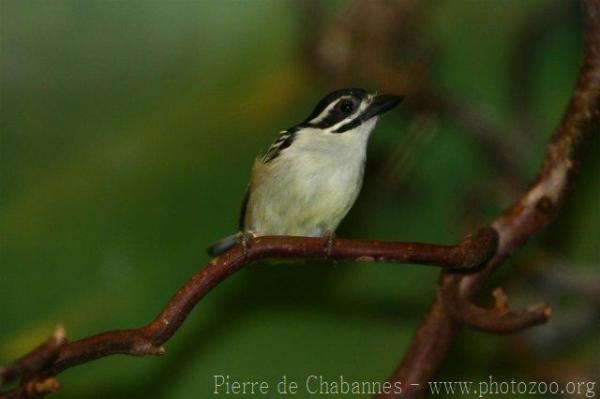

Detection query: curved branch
xmin=0 ymin=230 xmax=496 ymax=398
xmin=440 ymin=280 xmax=551 ymax=334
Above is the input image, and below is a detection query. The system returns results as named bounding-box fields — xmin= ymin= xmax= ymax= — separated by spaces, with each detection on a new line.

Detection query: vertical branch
xmin=378 ymin=2 xmax=600 ymax=398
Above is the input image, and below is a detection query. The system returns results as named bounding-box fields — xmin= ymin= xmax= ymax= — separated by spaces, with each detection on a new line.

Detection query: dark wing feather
xmin=238 ymin=187 xmax=250 ymax=230
xmin=262 ymin=128 xmax=297 ymax=163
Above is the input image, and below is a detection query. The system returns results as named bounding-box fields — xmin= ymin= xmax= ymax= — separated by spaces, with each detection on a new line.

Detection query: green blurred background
xmin=1 ymin=1 xmax=598 ymax=398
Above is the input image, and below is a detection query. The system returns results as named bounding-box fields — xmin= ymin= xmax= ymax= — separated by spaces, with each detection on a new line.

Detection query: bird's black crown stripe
xmin=301 ymin=88 xmax=367 ymax=127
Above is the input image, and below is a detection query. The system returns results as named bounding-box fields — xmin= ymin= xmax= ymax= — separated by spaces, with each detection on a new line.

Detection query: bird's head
xmin=262 ymin=88 xmax=403 ymax=163
xmin=299 ymin=88 xmax=404 ymax=134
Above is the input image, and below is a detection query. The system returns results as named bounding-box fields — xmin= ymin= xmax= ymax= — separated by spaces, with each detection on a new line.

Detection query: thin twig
xmin=0 ymin=325 xmax=66 ymax=387
xmin=440 ymin=280 xmax=551 ymax=334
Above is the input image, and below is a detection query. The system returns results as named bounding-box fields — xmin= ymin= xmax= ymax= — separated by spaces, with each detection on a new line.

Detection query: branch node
xmin=0 ymin=325 xmax=68 ymax=388
xmin=130 ymin=341 xmax=165 ymax=357
xmin=492 ymin=287 xmax=509 ymax=314
xmin=451 ymin=227 xmax=498 ymax=270
xmin=30 ymin=377 xmax=60 ymax=396
xmin=535 ymin=196 xmax=555 ymax=215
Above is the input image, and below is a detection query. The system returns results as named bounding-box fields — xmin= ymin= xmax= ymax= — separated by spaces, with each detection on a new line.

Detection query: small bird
xmin=207 ymin=88 xmax=403 ymax=256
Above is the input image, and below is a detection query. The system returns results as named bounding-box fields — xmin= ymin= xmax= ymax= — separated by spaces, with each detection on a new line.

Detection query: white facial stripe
xmin=327 ymin=96 xmax=372 ymax=132
xmin=308 ymin=96 xmax=351 ymax=124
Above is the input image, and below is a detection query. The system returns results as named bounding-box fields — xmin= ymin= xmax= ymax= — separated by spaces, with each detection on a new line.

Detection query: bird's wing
xmin=262 ymin=128 xmax=297 ymax=163
xmin=238 ymin=186 xmax=250 ymax=231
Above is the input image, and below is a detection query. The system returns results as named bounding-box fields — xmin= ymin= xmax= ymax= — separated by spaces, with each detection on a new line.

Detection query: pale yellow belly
xmin=245 ymin=157 xmax=363 ymax=236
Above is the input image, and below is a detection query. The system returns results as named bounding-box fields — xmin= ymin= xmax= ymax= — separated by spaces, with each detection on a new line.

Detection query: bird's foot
xmin=238 ymin=231 xmax=256 ymax=260
xmin=323 ymin=230 xmax=336 ymax=259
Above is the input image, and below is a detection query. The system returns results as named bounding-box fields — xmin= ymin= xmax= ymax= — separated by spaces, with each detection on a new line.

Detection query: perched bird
xmin=207 ymin=88 xmax=403 ymax=256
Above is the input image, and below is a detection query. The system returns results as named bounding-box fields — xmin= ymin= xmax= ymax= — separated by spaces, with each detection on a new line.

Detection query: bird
xmin=207 ymin=88 xmax=403 ymax=257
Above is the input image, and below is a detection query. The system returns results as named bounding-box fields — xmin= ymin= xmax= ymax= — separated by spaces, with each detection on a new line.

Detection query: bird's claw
xmin=324 ymin=231 xmax=336 ymax=259
xmin=238 ymin=231 xmax=256 ymax=260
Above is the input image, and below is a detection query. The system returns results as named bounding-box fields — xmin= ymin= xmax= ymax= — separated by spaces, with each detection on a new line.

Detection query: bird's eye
xmin=337 ymin=99 xmax=355 ymax=114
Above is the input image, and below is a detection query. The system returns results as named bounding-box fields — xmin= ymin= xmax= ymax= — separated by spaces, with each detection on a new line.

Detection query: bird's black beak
xmin=361 ymin=94 xmax=404 ymax=121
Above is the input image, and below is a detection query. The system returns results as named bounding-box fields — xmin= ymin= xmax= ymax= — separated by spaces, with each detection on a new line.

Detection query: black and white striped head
xmin=263 ymin=88 xmax=403 ymax=162
xmin=300 ymin=88 xmax=403 ymax=133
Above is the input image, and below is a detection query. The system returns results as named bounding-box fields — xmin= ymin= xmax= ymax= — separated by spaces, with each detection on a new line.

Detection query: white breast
xmin=246 ymin=118 xmax=377 ymax=236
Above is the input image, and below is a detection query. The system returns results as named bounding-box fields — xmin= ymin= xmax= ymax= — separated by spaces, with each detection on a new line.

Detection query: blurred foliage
xmin=0 ymin=1 xmax=598 ymax=398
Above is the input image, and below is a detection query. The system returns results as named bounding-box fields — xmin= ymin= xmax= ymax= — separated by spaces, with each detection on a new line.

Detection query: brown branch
xmin=441 ymin=280 xmax=551 ymax=334
xmin=0 ymin=231 xmax=497 ymax=399
xmin=1 ymin=378 xmax=61 ymax=399
xmin=379 ymin=1 xmax=600 ymax=397
xmin=0 ymin=325 xmax=66 ymax=387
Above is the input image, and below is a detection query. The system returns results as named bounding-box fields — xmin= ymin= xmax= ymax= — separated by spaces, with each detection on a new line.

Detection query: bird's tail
xmin=206 ymin=233 xmax=239 ymax=257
